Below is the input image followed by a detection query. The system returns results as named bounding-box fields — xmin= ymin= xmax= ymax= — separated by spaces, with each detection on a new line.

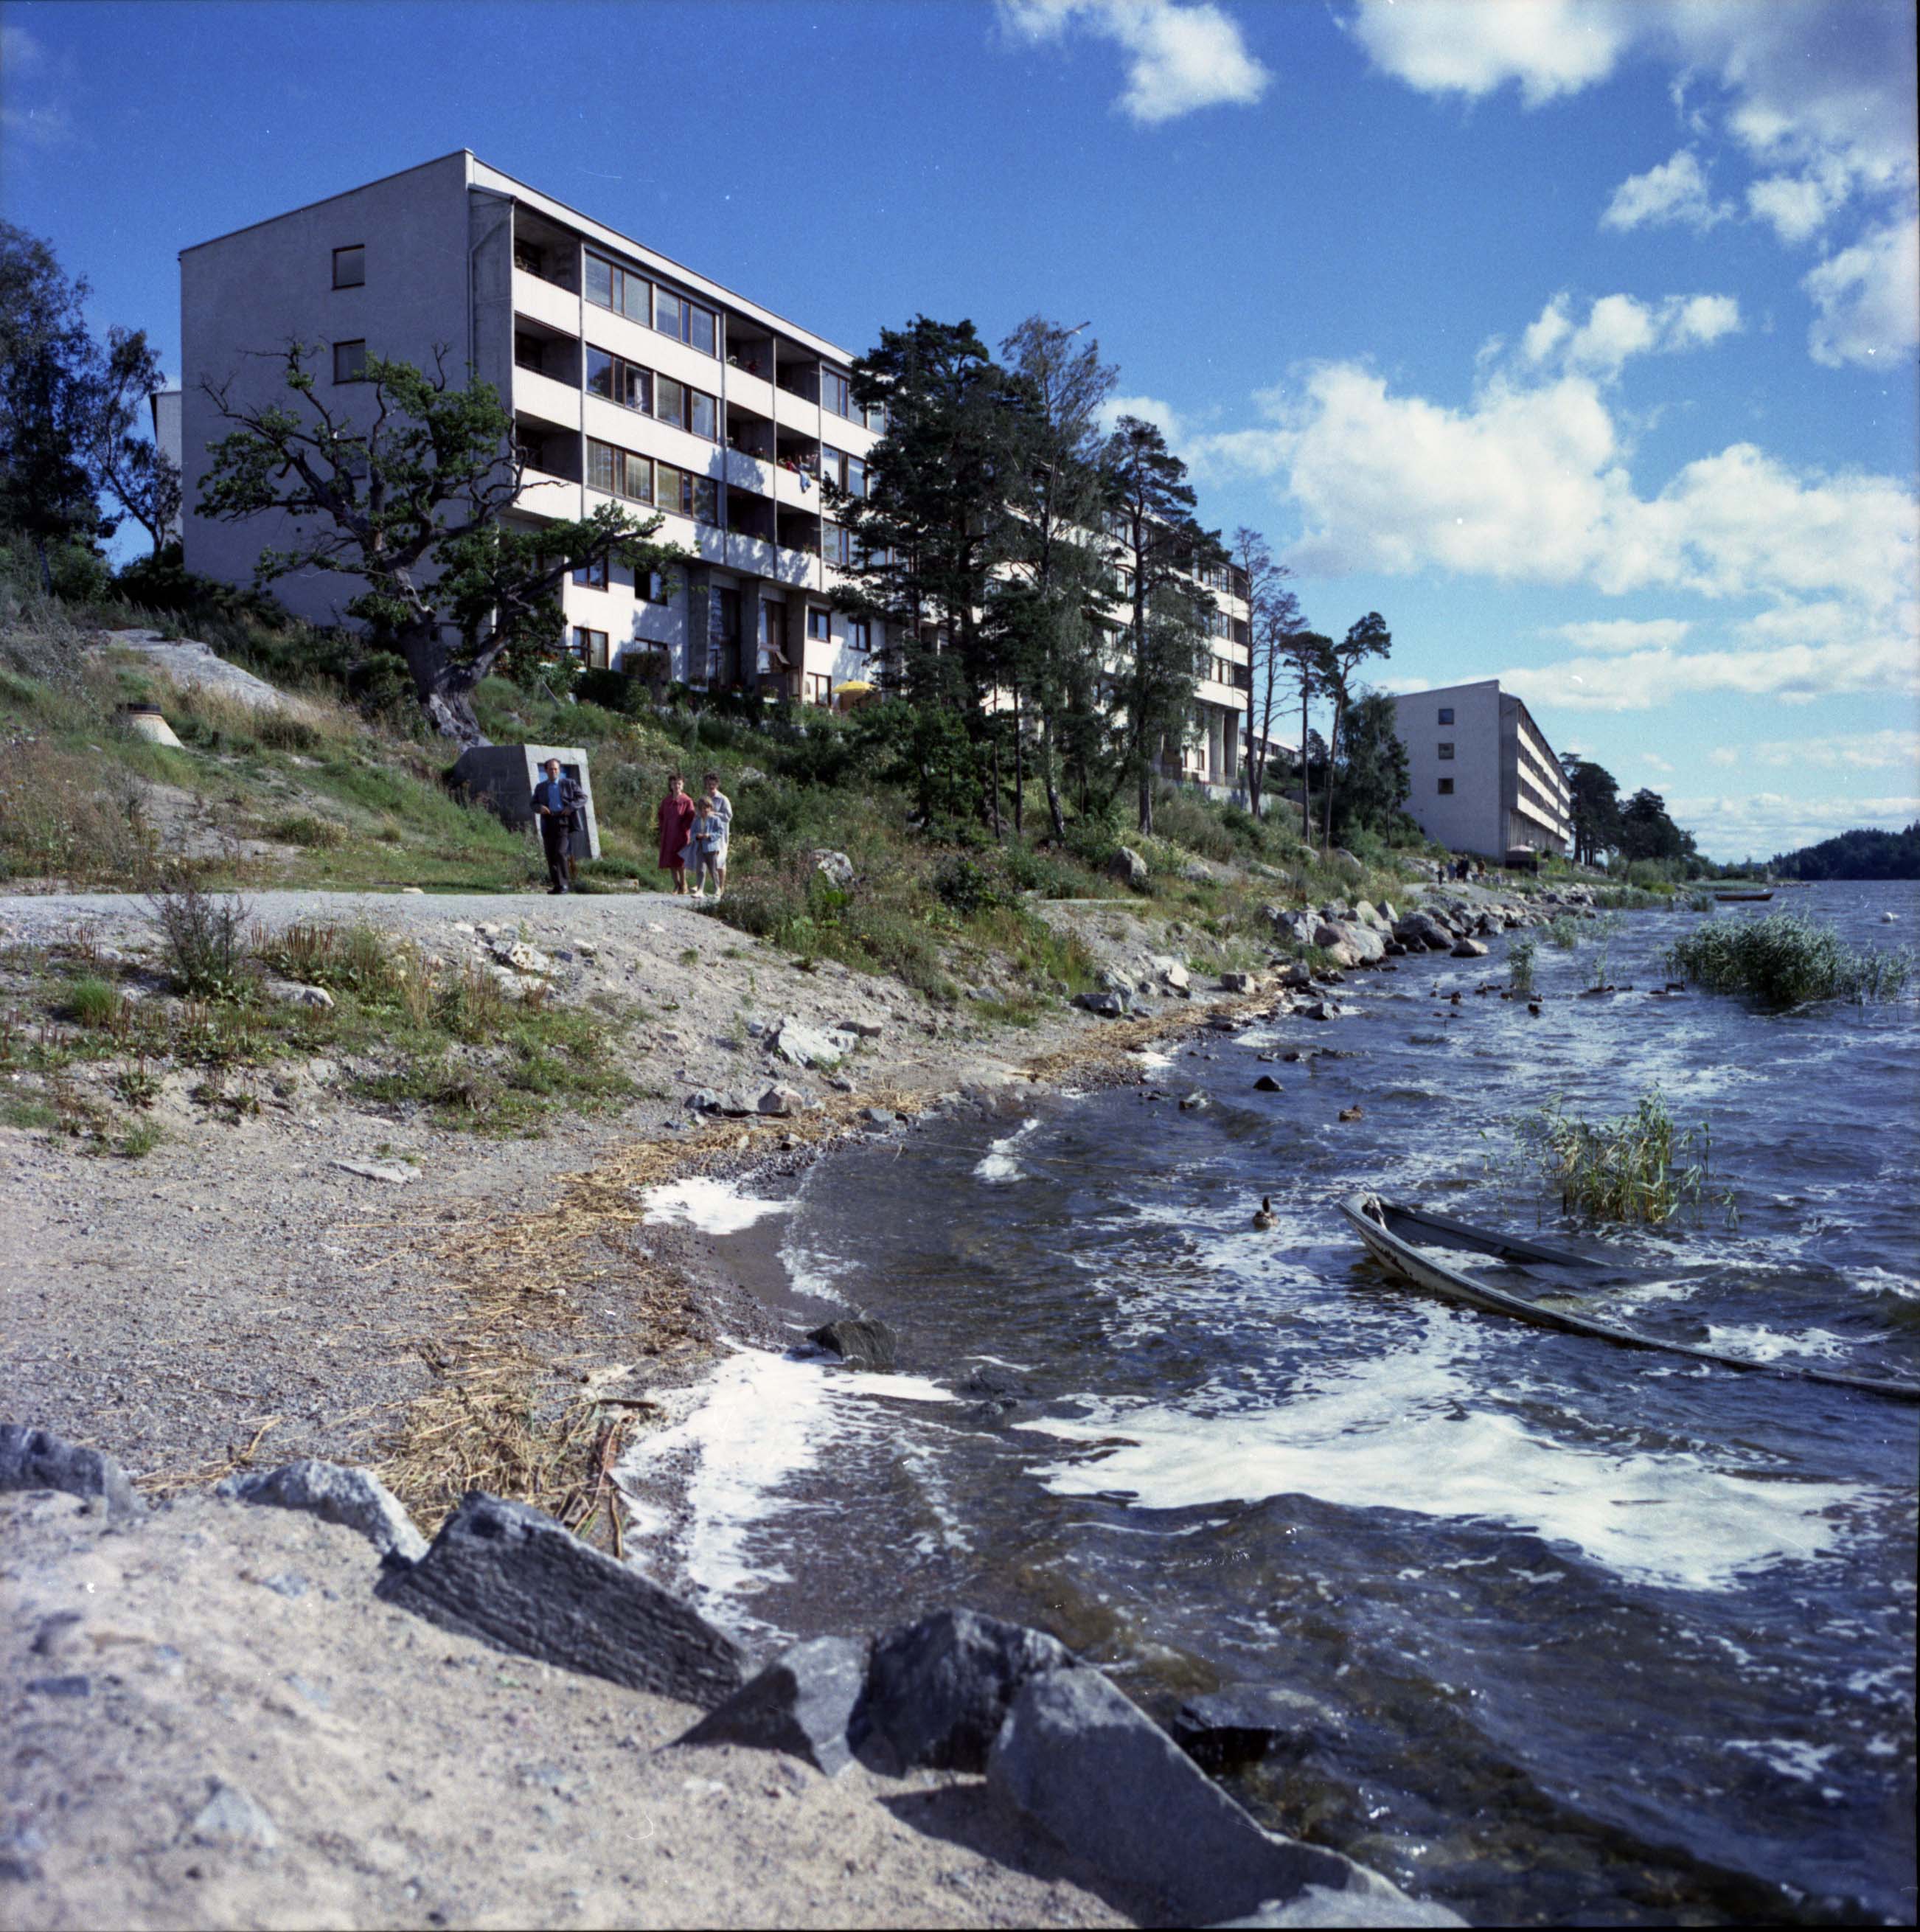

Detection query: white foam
xmin=1702 ymin=1323 xmax=1852 ymax=1363
xmin=975 ymin=1116 xmax=1043 ymax=1184
xmin=641 ymin=1175 xmax=795 ymax=1236
xmin=1018 ymin=1308 xmax=1865 ymax=1592
xmin=1726 ymin=1738 xmax=1842 ymax=1784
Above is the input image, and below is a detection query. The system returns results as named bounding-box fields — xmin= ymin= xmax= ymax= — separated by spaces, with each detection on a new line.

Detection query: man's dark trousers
xmin=542 ymin=818 xmax=571 ymax=892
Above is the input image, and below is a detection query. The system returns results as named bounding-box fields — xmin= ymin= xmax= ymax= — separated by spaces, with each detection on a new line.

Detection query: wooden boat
xmin=1337 ymin=1192 xmax=1920 ymax=1403
xmin=1714 ymin=889 xmax=1774 ymax=901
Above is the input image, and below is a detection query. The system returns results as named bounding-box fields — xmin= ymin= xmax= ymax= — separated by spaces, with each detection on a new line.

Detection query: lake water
xmin=624 ymin=881 xmax=1919 ymax=1925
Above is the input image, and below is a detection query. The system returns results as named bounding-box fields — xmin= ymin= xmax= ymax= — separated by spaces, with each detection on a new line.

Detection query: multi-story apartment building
xmin=172 ymin=150 xmax=1251 ymax=785
xmin=1390 ymin=679 xmax=1572 ymax=860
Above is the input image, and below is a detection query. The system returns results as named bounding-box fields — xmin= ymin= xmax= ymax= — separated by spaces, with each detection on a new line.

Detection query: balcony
xmin=511 ymin=265 xmax=579 ymax=338
xmin=512 ymin=364 xmax=582 ymax=431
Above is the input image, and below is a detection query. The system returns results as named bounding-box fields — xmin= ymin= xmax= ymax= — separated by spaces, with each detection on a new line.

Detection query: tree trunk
xmin=1012 ymin=681 xmax=1025 ymax=838
xmin=1300 ymin=670 xmax=1312 ymax=847
xmin=400 ymin=622 xmax=492 ymax=749
xmin=1244 ymin=685 xmax=1260 ymax=819
xmin=1322 ymin=692 xmax=1344 ymax=849
xmin=1041 ymin=708 xmax=1067 ymax=841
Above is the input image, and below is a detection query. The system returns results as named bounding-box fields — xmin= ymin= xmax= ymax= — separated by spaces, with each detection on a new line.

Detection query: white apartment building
xmin=173 ymin=150 xmax=1250 ymax=779
xmin=1390 ymin=679 xmax=1572 ymax=859
xmin=177 ymin=150 xmax=886 ymax=705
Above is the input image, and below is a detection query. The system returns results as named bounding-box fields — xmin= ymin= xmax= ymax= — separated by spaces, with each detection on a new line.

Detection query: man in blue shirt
xmin=532 ymin=758 xmax=583 ymax=894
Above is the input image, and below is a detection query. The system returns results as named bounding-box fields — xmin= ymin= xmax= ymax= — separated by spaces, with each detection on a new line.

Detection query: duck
xmin=1251 ymin=1195 xmax=1277 ymax=1231
xmin=1338 ymin=1105 xmax=1365 ymax=1122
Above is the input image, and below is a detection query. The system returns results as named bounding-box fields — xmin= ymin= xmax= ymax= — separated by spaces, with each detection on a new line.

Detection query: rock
xmin=1301 ymin=1000 xmax=1335 ymax=1022
xmin=811 ymin=849 xmax=855 ymax=890
xmin=216 ymin=1459 xmax=427 ymax=1566
xmin=675 ymin=1635 xmax=869 ymax=1776
xmin=828 ymin=1074 xmax=857 ymax=1094
xmin=807 ymin=1318 xmax=898 ymax=1372
xmin=0 ymin=1424 xmax=141 ymax=1522
xmin=1253 ymin=1074 xmax=1284 ymax=1092
xmin=186 ymin=1780 xmax=279 ymax=1852
xmin=271 ymin=980 xmax=334 ymax=1010
xmin=1338 ymin=1105 xmax=1363 ymax=1122
xmin=1450 ymin=939 xmax=1489 ymax=958
xmin=859 ymin=1105 xmax=900 ymax=1128
xmin=1393 ymin=913 xmax=1453 ymax=951
xmin=1183 ymin=859 xmax=1217 ymax=884
xmin=756 ymin=1084 xmax=805 ymax=1118
xmin=1073 ymin=990 xmax=1130 ymax=1018
xmin=489 ymin=939 xmax=554 ymax=976
xmin=1274 ymin=960 xmax=1313 ymax=989
xmin=863 ymin=1609 xmax=1079 ymax=1773
xmin=330 ymin=1158 xmax=416 ymax=1184
xmin=836 ymin=1018 xmax=883 ymax=1038
xmin=766 ymin=1014 xmax=844 ymax=1069
xmin=1218 ymin=971 xmax=1256 ymax=993
xmin=1173 ymin=1688 xmax=1350 ymax=1771
xmin=1217 ymin=1888 xmax=1465 ymax=1927
xmin=375 ymin=1492 xmax=746 ymax=1708
xmin=1108 ymin=846 xmax=1149 ymax=891
xmin=1147 ymin=954 xmax=1192 ymax=995
xmin=1310 ymin=920 xmax=1349 ymax=951
xmin=987 ymin=1667 xmax=1455 ymax=1927
xmin=1178 ymin=1090 xmax=1211 ymax=1111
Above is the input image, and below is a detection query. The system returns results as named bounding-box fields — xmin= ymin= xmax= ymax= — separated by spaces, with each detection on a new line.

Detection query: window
xmin=1438 ymin=777 xmax=1455 ymax=796
xmin=847 ymin=617 xmax=870 ymax=654
xmin=572 ymin=557 xmax=608 ymax=588
xmin=572 ymin=627 xmax=609 ymax=669
xmin=512 ymin=240 xmax=543 ymax=277
xmin=821 ymin=446 xmax=868 ymax=499
xmin=652 ymin=461 xmax=717 ymax=523
xmin=332 ymin=339 xmax=367 ymax=384
xmin=689 ymin=391 xmax=717 ymax=441
xmin=655 ymin=375 xmax=686 ymax=428
xmin=636 ymin=568 xmax=667 ymax=604
xmin=585 ymin=251 xmax=652 ymax=323
xmin=807 ymin=607 xmax=832 ymax=642
xmin=515 ymin=331 xmax=547 ymax=374
xmin=1438 ymin=706 xmax=1454 ymax=725
xmin=820 ymin=519 xmax=852 ymax=567
xmin=587 ymin=437 xmax=654 ymax=504
xmin=1438 ymin=742 xmax=1455 ymax=760
xmin=821 ymin=369 xmax=852 ymax=419
xmin=806 ymin=673 xmax=831 ymax=706
xmin=863 ymin=401 xmax=888 ymax=434
xmin=332 ymin=245 xmax=365 ymax=289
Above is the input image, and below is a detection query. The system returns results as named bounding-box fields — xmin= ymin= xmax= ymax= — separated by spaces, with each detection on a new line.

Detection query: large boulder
xmin=987 ymin=1667 xmax=1460 ymax=1926
xmin=218 ymin=1459 xmax=425 ymax=1565
xmin=806 ymin=1318 xmax=897 ymax=1372
xmin=1145 ymin=954 xmax=1191 ymax=996
xmin=0 ymin=1425 xmax=141 ymax=1523
xmin=1074 ymin=990 xmax=1130 ymax=1018
xmin=1108 ymin=847 xmax=1149 ymax=892
xmin=1172 ymin=1686 xmax=1349 ymax=1771
xmin=1393 ymin=912 xmax=1453 ymax=952
xmin=675 ymin=1635 xmax=869 ymax=1775
xmin=375 ymin=1492 xmax=746 ymax=1708
xmin=861 ymin=1608 xmax=1079 ymax=1774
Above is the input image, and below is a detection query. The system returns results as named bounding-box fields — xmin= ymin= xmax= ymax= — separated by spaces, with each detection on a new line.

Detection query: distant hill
xmin=1770 ymin=823 xmax=1920 ymax=880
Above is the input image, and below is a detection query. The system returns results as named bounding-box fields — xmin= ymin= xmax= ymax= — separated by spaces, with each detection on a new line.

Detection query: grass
xmin=1507 ymin=934 xmax=1538 ymax=995
xmin=1664 ymin=911 xmax=1912 ymax=1007
xmin=1542 ymin=913 xmax=1583 ymax=951
xmin=1520 ymin=1086 xmax=1723 ymax=1226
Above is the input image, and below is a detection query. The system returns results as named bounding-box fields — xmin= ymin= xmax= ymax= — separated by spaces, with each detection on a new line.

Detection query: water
xmin=622 ymin=882 xmax=1920 ymax=1925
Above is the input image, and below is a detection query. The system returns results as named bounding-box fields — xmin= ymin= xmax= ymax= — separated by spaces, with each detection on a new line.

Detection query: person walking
xmin=692 ymin=768 xmax=732 ymax=900
xmin=532 ymin=757 xmax=583 ymax=894
xmin=657 ymin=771 xmax=695 ymax=895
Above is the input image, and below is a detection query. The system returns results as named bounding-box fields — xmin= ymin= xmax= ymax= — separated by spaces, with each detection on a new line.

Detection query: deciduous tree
xmin=1226 ymin=524 xmax=1303 ymax=821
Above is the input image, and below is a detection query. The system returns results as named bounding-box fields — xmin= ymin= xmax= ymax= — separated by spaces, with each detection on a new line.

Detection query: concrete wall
xmin=451 ymin=743 xmax=600 ymax=861
xmin=1392 ymin=680 xmax=1506 ymax=855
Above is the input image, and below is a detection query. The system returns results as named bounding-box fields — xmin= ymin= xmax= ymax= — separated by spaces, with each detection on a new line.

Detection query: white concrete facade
xmin=177 ymin=151 xmax=883 ymax=705
xmin=1391 ymin=679 xmax=1572 ymax=858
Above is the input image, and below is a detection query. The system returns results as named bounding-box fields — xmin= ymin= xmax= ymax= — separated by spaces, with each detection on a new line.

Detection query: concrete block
xmin=451 ymin=743 xmax=600 ymax=860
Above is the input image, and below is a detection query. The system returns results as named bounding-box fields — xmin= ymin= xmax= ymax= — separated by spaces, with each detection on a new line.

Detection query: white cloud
xmin=0 ymin=23 xmax=75 ymax=151
xmin=0 ymin=24 xmax=44 ymax=74
xmin=1746 ymin=166 xmax=1850 ymax=244
xmin=1663 ymin=791 xmax=1920 ymax=859
xmin=1602 ymin=149 xmax=1731 ymax=232
xmin=1101 ymin=391 xmax=1188 ymax=442
xmin=1706 ymin=728 xmax=1920 ymax=774
xmin=1517 ymin=291 xmax=1742 ymax=380
xmin=1549 ymin=619 xmax=1692 ymax=654
xmin=1803 ymin=219 xmax=1920 ymax=369
xmin=998 ymin=0 xmax=1270 ymax=124
xmin=1347 ymin=0 xmax=1630 ymax=108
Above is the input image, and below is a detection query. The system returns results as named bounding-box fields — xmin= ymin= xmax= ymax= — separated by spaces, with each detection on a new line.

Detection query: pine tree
xmin=1320 ymin=612 xmax=1392 ymax=846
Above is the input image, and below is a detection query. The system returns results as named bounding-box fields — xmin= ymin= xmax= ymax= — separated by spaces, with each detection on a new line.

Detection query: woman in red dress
xmin=656 ymin=771 xmax=695 ymax=894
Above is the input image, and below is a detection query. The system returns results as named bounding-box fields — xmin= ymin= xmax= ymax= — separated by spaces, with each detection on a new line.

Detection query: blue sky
xmin=4 ymin=0 xmax=1915 ymax=858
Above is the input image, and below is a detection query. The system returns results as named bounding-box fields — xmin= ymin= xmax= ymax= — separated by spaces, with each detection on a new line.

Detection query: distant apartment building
xmin=171 ymin=150 xmax=1251 ymax=788
xmin=1390 ymin=679 xmax=1572 ymax=859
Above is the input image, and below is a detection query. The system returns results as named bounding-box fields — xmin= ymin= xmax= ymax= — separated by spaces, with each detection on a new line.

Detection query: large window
xmin=807 ymin=607 xmax=832 ymax=642
xmin=572 ymin=627 xmax=609 ymax=669
xmin=806 ymin=673 xmax=831 ymax=706
xmin=821 ymin=446 xmax=866 ymax=498
xmin=636 ymin=568 xmax=667 ymax=604
xmin=332 ymin=245 xmax=365 ymax=289
xmin=820 ymin=520 xmax=852 ymax=567
xmin=821 ymin=369 xmax=852 ymax=419
xmin=585 ymin=251 xmax=650 ymax=324
xmin=653 ymin=459 xmax=717 ymax=524
xmin=587 ymin=437 xmax=654 ymax=504
xmin=847 ymin=617 xmax=871 ymax=655
xmin=586 ymin=347 xmax=717 ymax=440
xmin=589 ymin=251 xmax=718 ymax=355
xmin=572 ymin=557 xmax=608 ymax=588
xmin=332 ymin=340 xmax=367 ymax=384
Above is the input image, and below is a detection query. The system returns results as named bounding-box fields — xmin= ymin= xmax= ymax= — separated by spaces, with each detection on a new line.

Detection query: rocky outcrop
xmin=218 ymin=1459 xmax=425 ymax=1565
xmin=810 ymin=849 xmax=855 ymax=890
xmin=1394 ymin=911 xmax=1453 ymax=951
xmin=375 ymin=1492 xmax=746 ymax=1709
xmin=806 ymin=1318 xmax=898 ymax=1372
xmin=0 ymin=1425 xmax=141 ymax=1523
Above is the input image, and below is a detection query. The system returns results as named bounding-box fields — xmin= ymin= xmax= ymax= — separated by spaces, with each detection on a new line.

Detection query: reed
xmin=1665 ymin=911 xmax=1910 ymax=1007
xmin=1506 ymin=934 xmax=1537 ymax=995
xmin=1521 ymin=1086 xmax=1717 ymax=1225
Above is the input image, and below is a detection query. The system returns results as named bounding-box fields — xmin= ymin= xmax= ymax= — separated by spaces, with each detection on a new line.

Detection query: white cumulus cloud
xmin=1516 ymin=292 xmax=1742 ymax=381
xmin=1663 ymin=791 xmax=1920 ymax=859
xmin=998 ymin=0 xmax=1270 ymax=124
xmin=1804 ymin=219 xmax=1920 ymax=369
xmin=1707 ymin=728 xmax=1920 ymax=774
xmin=1601 ymin=149 xmax=1732 ymax=232
xmin=1347 ymin=0 xmax=1629 ymax=108
xmin=1548 ymin=619 xmax=1692 ymax=654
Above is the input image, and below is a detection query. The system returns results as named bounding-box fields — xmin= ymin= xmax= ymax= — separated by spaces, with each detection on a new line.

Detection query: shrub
xmin=1520 ymin=1086 xmax=1720 ymax=1225
xmin=1507 ymin=935 xmax=1537 ymax=995
xmin=1542 ymin=913 xmax=1582 ymax=950
xmin=1665 ymin=913 xmax=1911 ymax=1007
xmin=932 ymin=852 xmax=1011 ymax=917
xmin=148 ymin=878 xmax=251 ymax=996
xmin=67 ymin=977 xmax=122 ymax=1028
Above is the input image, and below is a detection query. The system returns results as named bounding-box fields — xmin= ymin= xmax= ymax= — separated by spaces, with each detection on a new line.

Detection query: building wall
xmin=1391 ymin=678 xmax=1571 ymax=858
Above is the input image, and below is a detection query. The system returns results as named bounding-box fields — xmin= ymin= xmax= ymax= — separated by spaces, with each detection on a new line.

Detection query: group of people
xmin=529 ymin=757 xmax=731 ymax=898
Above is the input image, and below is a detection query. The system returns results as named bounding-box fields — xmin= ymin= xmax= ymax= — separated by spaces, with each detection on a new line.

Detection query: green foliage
xmin=1771 ymin=821 xmax=1920 ymax=881
xmin=1665 ymin=912 xmax=1912 ymax=1007
xmin=1520 ymin=1086 xmax=1720 ymax=1226
xmin=66 ymin=976 xmax=122 ymax=1028
xmin=1330 ymin=688 xmax=1409 ymax=842
xmin=147 ymin=879 xmax=251 ymax=995
xmin=1507 ymin=934 xmax=1538 ymax=995
xmin=1542 ymin=913 xmax=1583 ymax=950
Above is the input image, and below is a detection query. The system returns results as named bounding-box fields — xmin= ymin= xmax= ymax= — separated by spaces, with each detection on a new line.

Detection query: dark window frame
xmin=1438 ymin=742 xmax=1455 ymax=760
xmin=332 ymin=245 xmax=366 ymax=289
xmin=807 ymin=606 xmax=832 ymax=642
xmin=332 ymin=339 xmax=367 ymax=385
xmin=1438 ymin=777 xmax=1455 ymax=795
xmin=1438 ymin=706 xmax=1455 ymax=725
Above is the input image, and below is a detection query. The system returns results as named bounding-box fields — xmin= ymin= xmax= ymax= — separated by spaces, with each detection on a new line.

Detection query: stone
xmin=859 ymin=1106 xmax=900 ymax=1127
xmin=1073 ymin=990 xmax=1129 ymax=1018
xmin=271 ymin=981 xmax=334 ymax=1011
xmin=986 ymin=1667 xmax=1456 ymax=1927
xmin=1450 ymin=939 xmax=1489 ymax=958
xmin=836 ymin=1017 xmax=884 ymax=1038
xmin=330 ymin=1158 xmax=416 ymax=1184
xmin=1253 ymin=1074 xmax=1284 ymax=1092
xmin=756 ymin=1085 xmax=805 ymax=1118
xmin=1275 ymin=960 xmax=1313 ymax=989
xmin=862 ymin=1609 xmax=1078 ymax=1773
xmin=1175 ymin=1683 xmax=1335 ymax=1762
xmin=375 ymin=1492 xmax=746 ymax=1708
xmin=1108 ymin=846 xmax=1149 ymax=891
xmin=675 ymin=1635 xmax=869 ymax=1775
xmin=1178 ymin=1090 xmax=1211 ymax=1111
xmin=1393 ymin=913 xmax=1453 ymax=951
xmin=1301 ymin=1000 xmax=1335 ymax=1021
xmin=490 ymin=939 xmax=554 ymax=977
xmin=217 ymin=1459 xmax=428 ymax=1566
xmin=766 ymin=1014 xmax=844 ymax=1069
xmin=186 ymin=1780 xmax=279 ymax=1852
xmin=1148 ymin=954 xmax=1192 ymax=995
xmin=806 ymin=1318 xmax=898 ymax=1372
xmin=811 ymin=849 xmax=855 ymax=890
xmin=1218 ymin=971 xmax=1256 ymax=993
xmin=0 ymin=1424 xmax=141 ymax=1522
